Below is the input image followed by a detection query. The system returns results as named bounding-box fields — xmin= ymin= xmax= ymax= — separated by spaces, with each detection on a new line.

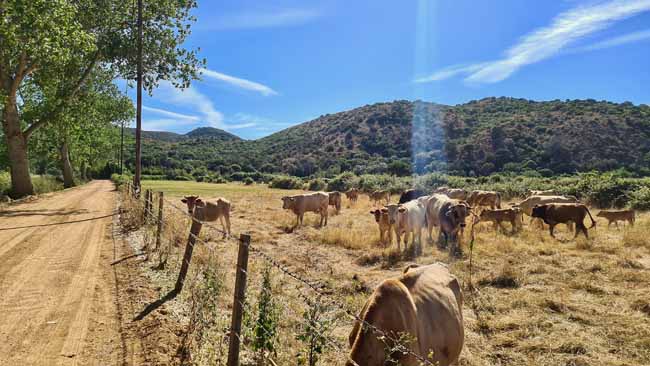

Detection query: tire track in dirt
xmin=0 ymin=181 xmax=135 ymax=365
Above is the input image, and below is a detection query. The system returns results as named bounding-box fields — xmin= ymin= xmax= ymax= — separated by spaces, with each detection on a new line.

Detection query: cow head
xmin=383 ymin=204 xmax=404 ymax=225
xmin=446 ymin=203 xmax=471 ymax=228
xmin=531 ymin=204 xmax=548 ymax=219
xmin=281 ymin=196 xmax=296 ymax=210
xmin=369 ymin=208 xmax=388 ymax=223
xmin=181 ymin=196 xmax=203 ymax=214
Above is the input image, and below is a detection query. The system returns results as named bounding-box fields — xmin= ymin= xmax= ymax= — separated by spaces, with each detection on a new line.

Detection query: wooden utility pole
xmin=133 ymin=0 xmax=143 ymax=194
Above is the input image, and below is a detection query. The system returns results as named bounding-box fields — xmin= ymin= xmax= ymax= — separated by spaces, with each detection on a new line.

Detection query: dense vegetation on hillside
xmin=128 ymin=98 xmax=650 ymax=181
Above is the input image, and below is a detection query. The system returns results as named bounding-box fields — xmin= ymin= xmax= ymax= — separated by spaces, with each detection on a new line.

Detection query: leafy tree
xmin=1 ymin=0 xmax=202 ymax=197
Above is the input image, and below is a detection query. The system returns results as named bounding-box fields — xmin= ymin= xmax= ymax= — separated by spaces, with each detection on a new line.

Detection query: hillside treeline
xmin=129 ymin=98 xmax=650 ymax=181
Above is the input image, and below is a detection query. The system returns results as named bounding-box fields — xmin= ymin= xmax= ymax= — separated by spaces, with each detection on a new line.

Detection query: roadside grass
xmin=137 ymin=180 xmax=650 ymax=366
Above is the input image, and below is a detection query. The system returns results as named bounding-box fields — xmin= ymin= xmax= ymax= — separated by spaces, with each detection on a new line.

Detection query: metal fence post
xmin=174 ymin=217 xmax=203 ymax=293
xmin=155 ymin=192 xmax=164 ymax=251
xmin=227 ymin=234 xmax=251 ymax=366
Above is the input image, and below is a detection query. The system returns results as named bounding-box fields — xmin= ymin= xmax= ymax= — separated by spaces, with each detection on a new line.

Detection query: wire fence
xmin=119 ymin=182 xmax=438 ymax=366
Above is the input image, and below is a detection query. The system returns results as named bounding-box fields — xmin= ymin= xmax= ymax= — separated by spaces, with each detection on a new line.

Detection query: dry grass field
xmin=135 ymin=180 xmax=650 ymax=366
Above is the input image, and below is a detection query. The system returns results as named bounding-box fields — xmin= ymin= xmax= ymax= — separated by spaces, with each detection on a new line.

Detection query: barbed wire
xmin=123 ymin=187 xmax=435 ymax=365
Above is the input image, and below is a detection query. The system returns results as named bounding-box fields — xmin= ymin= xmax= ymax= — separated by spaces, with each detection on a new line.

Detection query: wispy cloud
xmin=417 ymin=0 xmax=650 ymax=84
xmin=141 ymin=118 xmax=197 ymax=131
xmin=142 ymin=106 xmax=200 ymax=121
xmin=156 ymin=81 xmax=225 ymax=128
xmin=206 ymin=8 xmax=321 ymax=30
xmin=201 ymin=68 xmax=278 ymax=96
xmin=573 ymin=28 xmax=650 ymax=51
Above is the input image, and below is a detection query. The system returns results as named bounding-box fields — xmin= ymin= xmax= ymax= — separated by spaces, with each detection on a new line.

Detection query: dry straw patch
xmin=138 ymin=181 xmax=650 ymax=365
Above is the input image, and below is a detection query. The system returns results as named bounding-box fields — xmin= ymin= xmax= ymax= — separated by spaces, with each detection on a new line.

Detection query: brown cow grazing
xmin=479 ymin=207 xmax=522 ymax=234
xmin=181 ymin=196 xmax=232 ymax=236
xmin=369 ymin=190 xmax=391 ymax=205
xmin=532 ymin=203 xmax=596 ymax=239
xmin=345 ymin=188 xmax=360 ymax=203
xmin=370 ymin=208 xmax=392 ymax=246
xmin=328 ymin=191 xmax=342 ymax=214
xmin=281 ymin=192 xmax=329 ymax=229
xmin=423 ymin=194 xmax=472 ymax=255
xmin=596 ymin=209 xmax=635 ymax=228
xmin=347 ymin=263 xmax=464 ymax=366
xmin=517 ymin=195 xmax=579 ymax=228
xmin=467 ymin=190 xmax=501 ymax=209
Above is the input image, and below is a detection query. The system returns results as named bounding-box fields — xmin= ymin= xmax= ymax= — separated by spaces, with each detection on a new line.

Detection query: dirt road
xmin=0 ymin=180 xmax=130 ymax=365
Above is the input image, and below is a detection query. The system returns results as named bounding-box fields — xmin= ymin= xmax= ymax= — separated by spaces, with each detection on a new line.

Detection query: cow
xmin=370 ymin=208 xmax=392 ymax=246
xmin=346 ymin=263 xmax=464 ymax=366
xmin=181 ymin=196 xmax=232 ymax=236
xmin=423 ymin=194 xmax=472 ymax=255
xmin=531 ymin=203 xmax=596 ymax=239
xmin=395 ymin=199 xmax=428 ymax=253
xmin=369 ymin=190 xmax=391 ymax=205
xmin=281 ymin=192 xmax=329 ymax=229
xmin=466 ymin=190 xmax=501 ymax=209
xmin=517 ymin=195 xmax=579 ymax=228
xmin=398 ymin=189 xmax=428 ymax=204
xmin=596 ymin=209 xmax=635 ymax=228
xmin=328 ymin=191 xmax=342 ymax=214
xmin=345 ymin=188 xmax=360 ymax=203
xmin=434 ymin=187 xmax=469 ymax=200
xmin=527 ymin=189 xmax=556 ymax=197
xmin=478 ymin=207 xmax=522 ymax=234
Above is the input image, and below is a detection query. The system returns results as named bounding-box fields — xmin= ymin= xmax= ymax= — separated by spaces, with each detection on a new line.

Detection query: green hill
xmin=129 ymin=98 xmax=650 ymax=179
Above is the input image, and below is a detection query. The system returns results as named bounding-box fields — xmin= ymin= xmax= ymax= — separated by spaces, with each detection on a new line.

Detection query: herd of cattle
xmin=176 ymin=187 xmax=639 ymax=366
xmin=180 ymin=187 xmax=637 ymax=252
xmin=275 ymin=187 xmax=636 ymax=255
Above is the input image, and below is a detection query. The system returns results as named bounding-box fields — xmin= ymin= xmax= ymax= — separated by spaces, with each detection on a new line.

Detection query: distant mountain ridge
xmin=127 ymin=127 xmax=242 ymax=142
xmin=130 ymin=97 xmax=650 ymax=178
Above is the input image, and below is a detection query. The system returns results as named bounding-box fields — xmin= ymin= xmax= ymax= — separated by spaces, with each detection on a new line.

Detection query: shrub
xmin=0 ymin=171 xmax=10 ymax=195
xmin=327 ymin=172 xmax=358 ymax=192
xmin=32 ymin=175 xmax=63 ymax=194
xmin=110 ymin=173 xmax=131 ymax=187
xmin=630 ymin=186 xmax=650 ymax=210
xmin=244 ymin=177 xmax=254 ymax=185
xmin=308 ymin=178 xmax=326 ymax=191
xmin=269 ymin=175 xmax=303 ymax=190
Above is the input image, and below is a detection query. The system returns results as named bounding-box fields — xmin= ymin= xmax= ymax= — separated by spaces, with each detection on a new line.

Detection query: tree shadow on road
xmin=0 ymin=208 xmax=90 ymax=217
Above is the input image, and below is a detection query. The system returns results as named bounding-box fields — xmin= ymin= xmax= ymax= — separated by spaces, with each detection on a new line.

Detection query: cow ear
xmin=181 ymin=198 xmax=187 ymax=203
xmin=369 ymin=210 xmax=376 ymax=215
xmin=398 ymin=207 xmax=406 ymax=213
xmin=381 ymin=208 xmax=388 ymax=213
xmin=196 ymin=199 xmax=203 ymax=204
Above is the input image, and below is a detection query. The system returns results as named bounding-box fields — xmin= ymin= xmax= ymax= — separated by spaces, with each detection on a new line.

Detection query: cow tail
xmin=496 ymin=192 xmax=502 ymax=209
xmin=585 ymin=207 xmax=596 ymax=228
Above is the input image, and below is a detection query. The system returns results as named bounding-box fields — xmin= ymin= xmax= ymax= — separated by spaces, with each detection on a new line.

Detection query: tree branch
xmin=23 ymin=51 xmax=100 ymax=140
xmin=9 ymin=52 xmax=27 ymax=98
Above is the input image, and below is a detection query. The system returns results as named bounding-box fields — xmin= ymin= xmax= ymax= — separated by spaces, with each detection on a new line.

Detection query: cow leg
xmin=615 ymin=221 xmax=619 ymax=230
xmin=549 ymin=224 xmax=556 ymax=238
xmin=224 ymin=215 xmax=231 ymax=236
xmin=379 ymin=228 xmax=385 ymax=246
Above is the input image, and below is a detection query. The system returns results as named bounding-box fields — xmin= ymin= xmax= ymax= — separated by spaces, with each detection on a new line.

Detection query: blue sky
xmin=128 ymin=0 xmax=650 ymax=139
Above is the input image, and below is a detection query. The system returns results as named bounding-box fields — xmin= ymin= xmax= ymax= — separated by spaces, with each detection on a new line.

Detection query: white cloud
xmin=201 ymin=68 xmax=277 ymax=96
xmin=417 ymin=0 xmax=650 ymax=84
xmin=142 ymin=106 xmax=200 ymax=121
xmin=574 ymin=28 xmax=650 ymax=51
xmin=207 ymin=8 xmax=321 ymax=30
xmin=142 ymin=118 xmax=196 ymax=131
xmin=156 ymin=81 xmax=225 ymax=128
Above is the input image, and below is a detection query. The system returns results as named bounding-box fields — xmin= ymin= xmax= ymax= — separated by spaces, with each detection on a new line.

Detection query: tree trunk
xmin=60 ymin=141 xmax=74 ymax=188
xmin=2 ymin=100 xmax=34 ymax=198
xmin=80 ymin=161 xmax=87 ymax=181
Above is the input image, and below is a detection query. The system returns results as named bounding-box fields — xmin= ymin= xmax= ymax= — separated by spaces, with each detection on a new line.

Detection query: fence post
xmin=227 ymin=234 xmax=251 ymax=366
xmin=174 ymin=217 xmax=203 ymax=293
xmin=155 ymin=192 xmax=164 ymax=251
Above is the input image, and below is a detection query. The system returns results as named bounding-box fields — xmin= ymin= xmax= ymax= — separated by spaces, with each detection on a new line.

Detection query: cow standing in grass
xmin=181 ymin=195 xmax=232 ymax=237
xmin=281 ymin=192 xmax=329 ymax=230
xmin=328 ymin=191 xmax=342 ymax=214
